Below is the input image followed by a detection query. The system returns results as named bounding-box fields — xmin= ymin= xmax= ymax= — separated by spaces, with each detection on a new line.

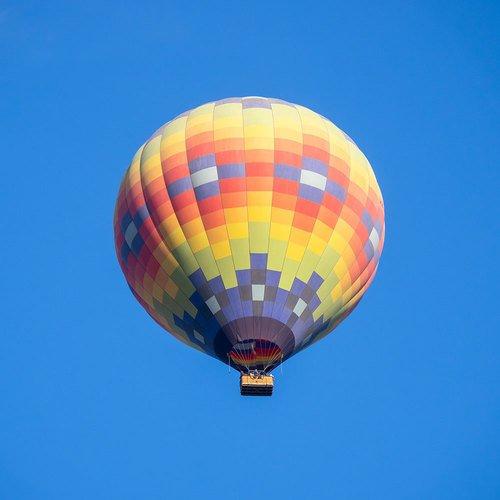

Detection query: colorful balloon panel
xmin=114 ymin=97 xmax=385 ymax=372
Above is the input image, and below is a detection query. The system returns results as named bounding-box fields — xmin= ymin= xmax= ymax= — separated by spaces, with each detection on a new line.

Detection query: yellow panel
xmin=289 ymin=227 xmax=309 ymax=246
xmin=285 ymin=242 xmax=304 ymax=262
xmin=166 ymin=225 xmax=187 ymax=248
xmin=193 ymin=248 xmax=219 ymax=280
xmin=173 ymin=242 xmax=200 ymax=275
xmin=272 ymin=208 xmax=294 ymax=225
xmin=296 ymin=249 xmax=320 ymax=283
xmin=230 ymin=239 xmax=250 ymax=270
xmin=315 ymin=246 xmax=339 ymax=278
xmin=333 ymin=259 xmax=349 ymax=280
xmin=161 ymin=117 xmax=189 ymax=157
xmin=249 ymin=222 xmax=270 ymax=253
xmin=212 ymin=240 xmax=232 ymax=260
xmin=247 ymin=192 xmax=272 ymax=206
xmin=295 ymin=105 xmax=329 ymax=141
xmin=217 ymin=257 xmax=238 ymax=288
xmin=224 ymin=207 xmax=247 ymax=223
xmin=271 ymin=103 xmax=302 ymax=141
xmin=248 ymin=205 xmax=272 ymax=222
xmin=226 ymin=222 xmax=248 ymax=239
xmin=308 ymin=233 xmax=327 ymax=255
xmin=206 ymin=226 xmax=228 ymax=243
xmin=182 ymin=218 xmax=206 ymax=239
xmin=333 ymin=218 xmax=354 ymax=242
xmin=267 ymin=240 xmax=287 ymax=271
xmin=270 ymin=222 xmax=291 ymax=241
xmin=279 ymin=259 xmax=301 ymax=290
xmin=187 ymin=233 xmax=210 ymax=253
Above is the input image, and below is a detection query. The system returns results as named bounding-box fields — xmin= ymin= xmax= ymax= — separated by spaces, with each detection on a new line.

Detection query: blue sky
xmin=1 ymin=1 xmax=499 ymax=499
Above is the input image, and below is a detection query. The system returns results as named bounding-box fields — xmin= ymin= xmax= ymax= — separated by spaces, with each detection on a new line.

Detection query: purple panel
xmin=276 ymin=308 xmax=292 ymax=324
xmin=299 ymin=184 xmax=324 ymax=203
xmin=120 ymin=211 xmax=133 ymax=233
xmin=208 ymin=276 xmax=225 ymax=294
xmin=364 ymin=240 xmax=375 ymax=261
xmin=264 ymin=286 xmax=277 ymax=302
xmin=275 ymin=164 xmax=301 ymax=181
xmin=227 ymin=287 xmax=243 ymax=313
xmin=266 ymin=271 xmax=281 ymax=286
xmin=194 ymin=181 xmax=220 ymax=200
xmin=189 ymin=154 xmax=216 ymax=172
xmin=362 ymin=210 xmax=373 ymax=229
xmin=326 ymin=179 xmax=346 ymax=201
xmin=274 ymin=289 xmax=289 ymax=310
xmin=168 ymin=177 xmax=191 ymax=197
xmin=242 ymin=301 xmax=252 ymax=316
xmin=308 ymin=272 xmax=323 ymax=291
xmin=302 ymin=157 xmax=328 ymax=176
xmin=222 ymin=306 xmax=236 ymax=322
xmin=250 ymin=253 xmax=267 ymax=269
xmin=132 ymin=204 xmax=149 ymax=229
xmin=262 ymin=301 xmax=274 ymax=316
xmin=291 ymin=279 xmax=306 ymax=296
xmin=216 ymin=97 xmax=242 ymax=105
xmin=189 ymin=269 xmax=208 ymax=289
xmin=251 ymin=269 xmax=266 ymax=284
xmin=309 ymin=295 xmax=320 ymax=311
xmin=236 ymin=270 xmax=251 ymax=286
xmin=239 ymin=285 xmax=251 ymax=301
xmin=242 ymin=97 xmax=271 ymax=109
xmin=218 ymin=164 xmax=245 ymax=178
xmin=299 ymin=286 xmax=314 ymax=301
xmin=252 ymin=302 xmax=263 ymax=316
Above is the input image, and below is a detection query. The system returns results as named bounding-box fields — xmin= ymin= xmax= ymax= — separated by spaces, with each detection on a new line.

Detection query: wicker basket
xmin=240 ymin=373 xmax=274 ymax=396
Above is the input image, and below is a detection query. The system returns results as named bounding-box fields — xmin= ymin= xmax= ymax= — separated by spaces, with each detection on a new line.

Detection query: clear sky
xmin=1 ymin=1 xmax=499 ymax=499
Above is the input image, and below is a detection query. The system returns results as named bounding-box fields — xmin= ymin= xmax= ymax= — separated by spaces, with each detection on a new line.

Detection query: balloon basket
xmin=240 ymin=372 xmax=274 ymax=396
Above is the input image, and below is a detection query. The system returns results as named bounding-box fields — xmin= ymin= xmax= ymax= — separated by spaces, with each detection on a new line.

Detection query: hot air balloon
xmin=114 ymin=97 xmax=385 ymax=396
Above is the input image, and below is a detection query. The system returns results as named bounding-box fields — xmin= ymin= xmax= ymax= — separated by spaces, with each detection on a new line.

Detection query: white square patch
xmin=300 ymin=170 xmax=327 ymax=190
xmin=193 ymin=330 xmax=205 ymax=344
xmin=293 ymin=298 xmax=307 ymax=316
xmin=191 ymin=166 xmax=218 ymax=188
xmin=124 ymin=221 xmax=138 ymax=247
xmin=252 ymin=284 xmax=265 ymax=301
xmin=205 ymin=296 xmax=221 ymax=314
xmin=369 ymin=227 xmax=380 ymax=250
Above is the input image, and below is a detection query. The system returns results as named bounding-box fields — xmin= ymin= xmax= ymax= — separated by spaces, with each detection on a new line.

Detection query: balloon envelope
xmin=114 ymin=97 xmax=385 ymax=372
